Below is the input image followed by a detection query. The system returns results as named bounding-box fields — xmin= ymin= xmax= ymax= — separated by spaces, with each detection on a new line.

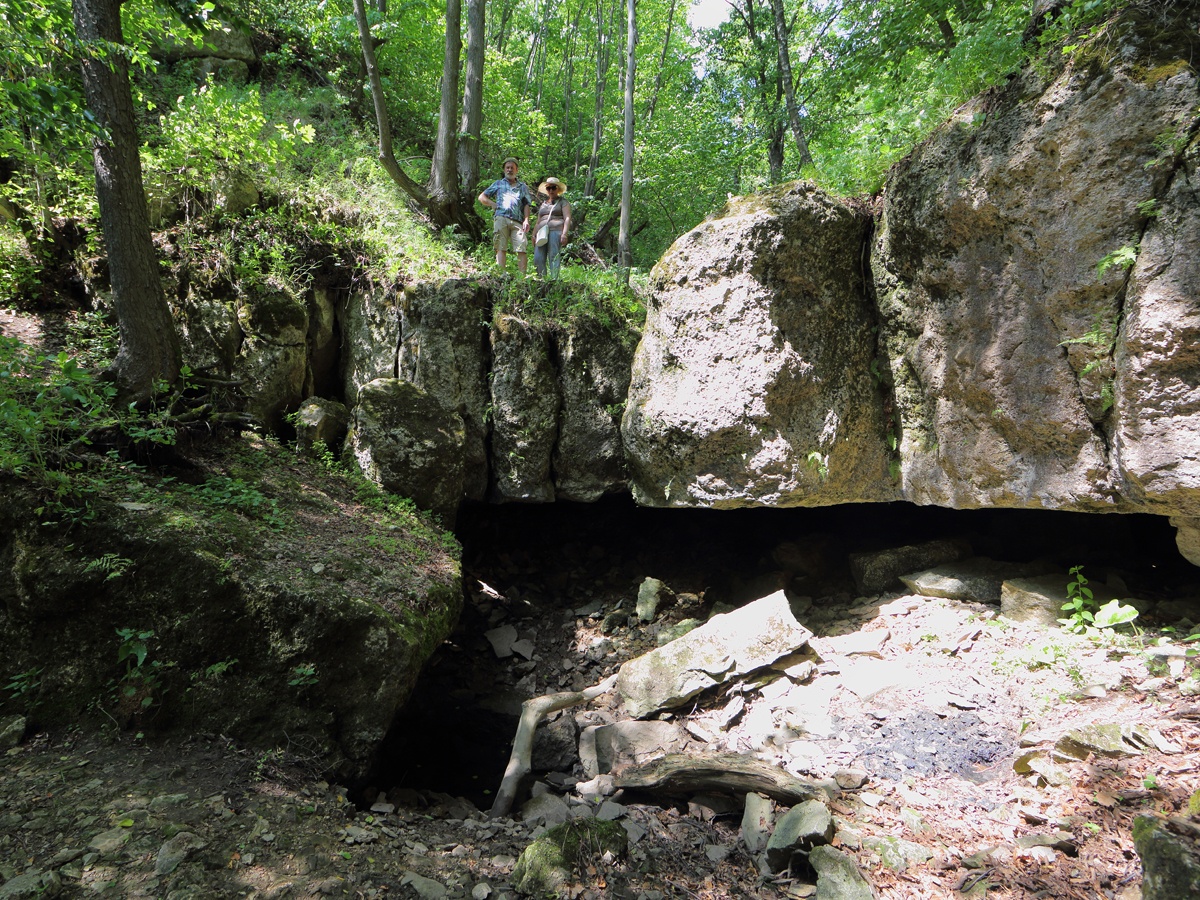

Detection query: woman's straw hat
xmin=538 ymin=176 xmax=567 ymax=194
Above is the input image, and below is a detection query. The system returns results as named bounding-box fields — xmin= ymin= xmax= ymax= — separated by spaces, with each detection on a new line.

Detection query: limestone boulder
xmin=623 ymin=182 xmax=896 ymax=508
xmin=234 ymin=285 xmax=308 ymax=431
xmin=294 ymin=397 xmax=349 ymax=455
xmin=490 ymin=315 xmax=558 ymax=502
xmin=341 ymin=285 xmax=400 ymax=404
xmin=1133 ymin=814 xmax=1200 ymax=900
xmin=397 ymin=281 xmax=492 ymax=500
xmin=174 ymin=283 xmax=240 ymax=376
xmin=1114 ymin=122 xmax=1200 ymax=516
xmin=1170 ymin=517 xmax=1200 ymax=567
xmin=347 ymin=379 xmax=465 ymax=524
xmin=873 ymin=4 xmax=1200 ymax=514
xmin=848 ymin=539 xmax=968 ymax=594
xmin=157 ymin=23 xmax=257 ymax=63
xmin=552 ymin=317 xmax=637 ymax=501
xmin=615 ymin=590 xmax=814 ymax=718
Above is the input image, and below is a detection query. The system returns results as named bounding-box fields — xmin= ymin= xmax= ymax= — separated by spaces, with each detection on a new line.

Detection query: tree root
xmin=490 ymin=674 xmax=617 ymax=818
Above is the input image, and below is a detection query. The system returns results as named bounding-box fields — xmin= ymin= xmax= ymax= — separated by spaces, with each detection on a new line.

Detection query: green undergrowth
xmin=0 ymin=330 xmax=458 ymax=575
xmin=488 ymin=265 xmax=648 ymax=334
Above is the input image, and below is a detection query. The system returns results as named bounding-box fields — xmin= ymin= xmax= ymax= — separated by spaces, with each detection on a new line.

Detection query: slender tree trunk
xmin=492 ymin=0 xmax=517 ymax=52
xmin=586 ymin=0 xmax=613 ymax=196
xmin=430 ymin=0 xmax=461 ymax=209
xmin=352 ymin=0 xmax=434 ymax=208
xmin=618 ymin=0 xmax=636 ymax=271
xmin=767 ymin=121 xmax=784 ymax=184
xmin=458 ymin=0 xmax=485 ymax=211
xmin=644 ymin=0 xmax=676 ymax=124
xmin=71 ymin=0 xmax=179 ymax=402
xmin=769 ymin=0 xmax=813 ymax=168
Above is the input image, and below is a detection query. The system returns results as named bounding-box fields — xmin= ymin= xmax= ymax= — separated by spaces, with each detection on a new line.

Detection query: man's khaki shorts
xmin=493 ymin=216 xmax=527 ymax=253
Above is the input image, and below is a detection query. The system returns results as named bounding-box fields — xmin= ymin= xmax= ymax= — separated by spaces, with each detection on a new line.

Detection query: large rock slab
xmin=341 ymin=285 xmax=401 ymax=404
xmin=234 ymin=286 xmax=308 ymax=432
xmin=616 ymin=591 xmax=813 ymax=718
xmin=622 ymin=183 xmax=897 ymax=508
xmin=397 ymin=281 xmax=492 ymax=500
xmin=552 ymin=318 xmax=636 ymax=501
xmin=346 ymin=378 xmax=465 ymax=524
xmin=489 ymin=316 xmax=559 ymax=502
xmin=873 ymin=4 xmax=1200 ymax=514
xmin=900 ymin=557 xmax=1055 ymax=604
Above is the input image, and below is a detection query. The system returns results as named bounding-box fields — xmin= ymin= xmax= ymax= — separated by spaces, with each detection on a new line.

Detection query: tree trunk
xmin=353 ymin=0 xmax=472 ymax=232
xmin=644 ymin=0 xmax=676 ymax=124
xmin=585 ymin=0 xmax=613 ymax=197
xmin=767 ymin=120 xmax=784 ymax=184
xmin=71 ymin=0 xmax=179 ymax=402
xmin=769 ymin=0 xmax=813 ymax=168
xmin=617 ymin=0 xmax=636 ymax=271
xmin=430 ymin=0 xmax=461 ymax=213
xmin=457 ymin=0 xmax=485 ymax=221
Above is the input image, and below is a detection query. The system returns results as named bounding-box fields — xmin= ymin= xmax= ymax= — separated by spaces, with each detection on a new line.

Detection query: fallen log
xmin=612 ymin=753 xmax=831 ymax=806
xmin=490 ymin=674 xmax=618 ymax=818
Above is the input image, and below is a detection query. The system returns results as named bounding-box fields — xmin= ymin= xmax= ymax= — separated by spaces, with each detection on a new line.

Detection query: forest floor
xmin=2 ymin=307 xmax=1199 ymax=899
xmin=4 ymin=502 xmax=1200 ymax=900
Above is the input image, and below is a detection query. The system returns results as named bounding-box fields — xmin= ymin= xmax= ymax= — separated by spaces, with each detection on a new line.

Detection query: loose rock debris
xmin=4 ymin=539 xmax=1200 ymax=898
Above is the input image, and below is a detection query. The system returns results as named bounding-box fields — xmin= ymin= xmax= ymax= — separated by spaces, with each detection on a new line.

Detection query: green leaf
xmin=1093 ymin=599 xmax=1138 ymax=629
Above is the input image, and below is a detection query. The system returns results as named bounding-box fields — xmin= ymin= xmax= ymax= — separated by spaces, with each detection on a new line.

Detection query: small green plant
xmin=1143 ymin=773 xmax=1158 ymax=791
xmin=1092 ymin=597 xmax=1139 ymax=631
xmin=1060 ymin=565 xmax=1096 ymax=633
xmin=1096 ymin=244 xmax=1138 ymax=280
xmin=83 ymin=553 xmax=134 ymax=582
xmin=806 ymin=451 xmax=829 ymax=481
xmin=1136 ymin=198 xmax=1160 ymax=219
xmin=203 ymin=659 xmax=239 ymax=679
xmin=5 ymin=667 xmax=44 ymax=708
xmin=288 ymin=663 xmax=318 ymax=688
xmin=114 ymin=627 xmax=170 ymax=719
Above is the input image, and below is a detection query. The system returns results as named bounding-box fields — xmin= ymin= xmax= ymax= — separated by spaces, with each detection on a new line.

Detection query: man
xmin=478 ymin=158 xmax=532 ymax=274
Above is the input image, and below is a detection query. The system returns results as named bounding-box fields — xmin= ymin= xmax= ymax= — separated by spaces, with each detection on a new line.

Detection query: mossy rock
xmin=511 ymin=818 xmax=628 ymax=897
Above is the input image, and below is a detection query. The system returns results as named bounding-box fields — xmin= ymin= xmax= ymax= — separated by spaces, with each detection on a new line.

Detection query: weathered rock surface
xmin=1133 ymin=814 xmax=1200 ymax=900
xmin=623 ymin=183 xmax=896 ymax=508
xmin=615 ymin=590 xmax=814 ymax=718
xmin=873 ymin=4 xmax=1200 ymax=516
xmin=551 ymin=317 xmax=637 ymax=502
xmin=397 ymin=281 xmax=492 ymax=499
xmin=489 ymin=316 xmax=559 ymax=502
xmin=347 ymin=378 xmax=466 ymax=524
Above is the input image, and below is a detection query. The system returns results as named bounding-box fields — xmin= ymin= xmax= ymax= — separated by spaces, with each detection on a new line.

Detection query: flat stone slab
xmin=1001 ymin=575 xmax=1121 ymax=626
xmin=615 ymin=591 xmax=813 ymax=718
xmin=901 ymin=557 xmax=1054 ymax=604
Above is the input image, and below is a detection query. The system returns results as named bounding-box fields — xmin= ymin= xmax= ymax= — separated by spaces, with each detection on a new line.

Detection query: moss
xmin=1133 ymin=59 xmax=1193 ymax=87
xmin=512 ymin=819 xmax=628 ymax=897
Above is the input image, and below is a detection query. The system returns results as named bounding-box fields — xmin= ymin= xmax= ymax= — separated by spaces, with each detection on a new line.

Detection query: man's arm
xmin=478 ymin=182 xmax=496 ymax=208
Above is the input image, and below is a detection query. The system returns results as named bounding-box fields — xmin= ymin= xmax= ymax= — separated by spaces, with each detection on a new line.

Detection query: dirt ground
xmin=8 ymin=503 xmax=1199 ymax=900
xmin=2 ymin=307 xmax=1199 ymax=898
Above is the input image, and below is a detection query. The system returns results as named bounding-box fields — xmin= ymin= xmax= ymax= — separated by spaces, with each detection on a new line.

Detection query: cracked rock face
xmin=873 ymin=6 xmax=1200 ymax=514
xmin=623 ymin=183 xmax=897 ymax=508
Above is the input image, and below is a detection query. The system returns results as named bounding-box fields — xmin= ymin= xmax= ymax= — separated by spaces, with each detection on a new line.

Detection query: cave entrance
xmin=371 ymin=498 xmax=1196 ymax=808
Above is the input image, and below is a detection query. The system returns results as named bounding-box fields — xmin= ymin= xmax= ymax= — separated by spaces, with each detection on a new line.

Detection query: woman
xmin=532 ymin=176 xmax=572 ymax=279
